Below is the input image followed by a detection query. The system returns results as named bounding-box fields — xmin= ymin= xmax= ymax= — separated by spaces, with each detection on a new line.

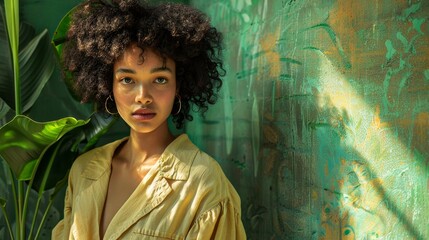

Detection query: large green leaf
xmin=0 ymin=5 xmax=13 ymax=118
xmin=32 ymin=112 xmax=117 ymax=191
xmin=31 ymin=132 xmax=81 ymax=192
xmin=0 ymin=5 xmax=35 ymax=64
xmin=0 ymin=112 xmax=115 ymax=191
xmin=0 ymin=5 xmax=56 ymax=114
xmin=0 ymin=6 xmax=34 ymax=119
xmin=0 ymin=99 xmax=11 ymax=120
xmin=51 ymin=3 xmax=72 ymax=52
xmin=51 ymin=5 xmax=79 ymax=100
xmin=80 ymin=112 xmax=118 ymax=152
xmin=0 ymin=197 xmax=5 ymax=207
xmin=20 ymin=29 xmax=56 ymax=112
xmin=0 ymin=115 xmax=88 ymax=179
xmin=18 ymin=21 xmax=36 ymax=51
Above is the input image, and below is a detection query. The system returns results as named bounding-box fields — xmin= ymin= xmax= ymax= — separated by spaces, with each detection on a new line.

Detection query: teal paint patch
xmin=396 ymin=32 xmax=409 ymax=52
xmin=413 ymin=149 xmax=426 ymax=168
xmin=235 ymin=68 xmax=258 ymax=80
xmin=400 ymin=2 xmax=421 ymax=21
xmin=382 ymin=69 xmax=393 ymax=113
xmin=412 ymin=18 xmax=425 ymax=34
xmin=424 ymin=69 xmax=429 ymax=82
xmin=385 ymin=40 xmax=396 ymax=61
xmin=399 ymin=58 xmax=406 ymax=70
xmin=324 ymin=207 xmax=331 ymax=214
xmin=303 ymin=46 xmax=322 ymax=52
xmin=398 ymin=71 xmax=412 ymax=97
xmin=279 ymin=74 xmax=292 ymax=81
xmin=279 ymin=57 xmax=302 ymax=65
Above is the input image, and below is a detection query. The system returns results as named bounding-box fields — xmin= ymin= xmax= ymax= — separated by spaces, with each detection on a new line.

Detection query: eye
xmin=120 ymin=77 xmax=134 ymax=84
xmin=154 ymin=77 xmax=168 ymax=84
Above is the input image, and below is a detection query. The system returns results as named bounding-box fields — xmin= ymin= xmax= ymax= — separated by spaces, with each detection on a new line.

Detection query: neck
xmin=124 ymin=122 xmax=175 ymax=166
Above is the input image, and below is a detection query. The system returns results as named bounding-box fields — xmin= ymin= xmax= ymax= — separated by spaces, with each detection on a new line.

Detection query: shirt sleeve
xmin=52 ymin=175 xmax=73 ymax=240
xmin=186 ymin=200 xmax=247 ymax=240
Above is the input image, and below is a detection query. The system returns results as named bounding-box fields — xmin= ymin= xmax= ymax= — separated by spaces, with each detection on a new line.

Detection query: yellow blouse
xmin=52 ymin=134 xmax=246 ymax=240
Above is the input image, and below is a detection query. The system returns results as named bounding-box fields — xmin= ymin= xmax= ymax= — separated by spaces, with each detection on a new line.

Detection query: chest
xmin=100 ymin=164 xmax=151 ymax=238
xmin=105 ymin=169 xmax=141 ymax=212
xmin=69 ymin=162 xmax=215 ymax=240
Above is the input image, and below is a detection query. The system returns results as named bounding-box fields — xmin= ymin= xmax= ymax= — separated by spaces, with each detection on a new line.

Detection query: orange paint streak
xmin=260 ymin=32 xmax=281 ymax=77
xmin=372 ymin=105 xmax=391 ymax=129
xmin=326 ymin=0 xmax=413 ymax=71
xmin=327 ymin=0 xmax=363 ymax=67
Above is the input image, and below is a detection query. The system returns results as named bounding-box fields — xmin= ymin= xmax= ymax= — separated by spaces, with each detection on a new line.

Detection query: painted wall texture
xmin=187 ymin=0 xmax=429 ymax=239
xmin=1 ymin=0 xmax=428 ymax=239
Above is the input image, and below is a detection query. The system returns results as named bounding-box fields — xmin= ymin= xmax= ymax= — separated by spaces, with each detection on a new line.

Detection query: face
xmin=113 ymin=44 xmax=176 ymax=134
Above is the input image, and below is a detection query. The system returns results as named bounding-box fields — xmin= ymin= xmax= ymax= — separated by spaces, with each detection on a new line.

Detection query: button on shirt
xmin=52 ymin=134 xmax=247 ymax=239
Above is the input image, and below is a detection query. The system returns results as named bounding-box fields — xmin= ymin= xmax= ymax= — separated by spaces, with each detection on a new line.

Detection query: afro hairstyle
xmin=62 ymin=0 xmax=224 ymax=129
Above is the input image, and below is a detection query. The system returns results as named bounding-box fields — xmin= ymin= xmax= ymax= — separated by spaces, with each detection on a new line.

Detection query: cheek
xmin=156 ymin=85 xmax=176 ymax=101
xmin=159 ymin=92 xmax=176 ymax=108
xmin=113 ymin=92 xmax=132 ymax=109
xmin=167 ymin=90 xmax=177 ymax=104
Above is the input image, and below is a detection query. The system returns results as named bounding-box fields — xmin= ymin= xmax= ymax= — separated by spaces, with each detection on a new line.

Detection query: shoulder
xmin=182 ymin=141 xmax=245 ymax=231
xmin=174 ymin=136 xmax=241 ymax=208
xmin=190 ymin=149 xmax=226 ymax=184
xmin=69 ymin=137 xmax=128 ymax=180
xmin=166 ymin=134 xmax=226 ymax=185
xmin=191 ymin=151 xmax=239 ymax=200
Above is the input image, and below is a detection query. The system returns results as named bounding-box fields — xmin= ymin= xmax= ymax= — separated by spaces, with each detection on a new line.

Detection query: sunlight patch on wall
xmin=317 ymin=52 xmax=428 ymax=239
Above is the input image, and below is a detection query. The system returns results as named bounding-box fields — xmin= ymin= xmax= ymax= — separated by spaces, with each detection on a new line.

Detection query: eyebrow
xmin=150 ymin=66 xmax=173 ymax=74
xmin=115 ymin=67 xmax=173 ymax=74
xmin=115 ymin=68 xmax=136 ymax=74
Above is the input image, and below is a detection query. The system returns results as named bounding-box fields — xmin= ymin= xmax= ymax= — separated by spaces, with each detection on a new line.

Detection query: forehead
xmin=114 ymin=44 xmax=175 ymax=69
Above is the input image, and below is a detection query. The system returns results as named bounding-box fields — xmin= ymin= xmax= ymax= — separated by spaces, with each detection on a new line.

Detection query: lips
xmin=132 ymin=108 xmax=156 ymax=120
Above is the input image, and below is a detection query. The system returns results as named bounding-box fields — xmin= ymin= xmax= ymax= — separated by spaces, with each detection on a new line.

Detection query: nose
xmin=135 ymin=84 xmax=152 ymax=105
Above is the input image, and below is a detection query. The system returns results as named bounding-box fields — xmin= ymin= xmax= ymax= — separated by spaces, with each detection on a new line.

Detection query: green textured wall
xmin=1 ymin=0 xmax=428 ymax=239
xmin=187 ymin=0 xmax=429 ymax=239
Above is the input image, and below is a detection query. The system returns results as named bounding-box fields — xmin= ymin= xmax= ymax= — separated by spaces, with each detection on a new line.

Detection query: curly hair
xmin=63 ymin=0 xmax=224 ymax=129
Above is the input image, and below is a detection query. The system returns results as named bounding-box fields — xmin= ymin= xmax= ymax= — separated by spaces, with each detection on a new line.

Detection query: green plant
xmin=0 ymin=1 xmax=115 ymax=239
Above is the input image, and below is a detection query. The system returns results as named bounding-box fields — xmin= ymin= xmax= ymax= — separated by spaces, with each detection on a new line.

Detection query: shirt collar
xmin=81 ymin=134 xmax=197 ymax=181
xmin=158 ymin=134 xmax=197 ymax=180
xmin=80 ymin=137 xmax=126 ymax=180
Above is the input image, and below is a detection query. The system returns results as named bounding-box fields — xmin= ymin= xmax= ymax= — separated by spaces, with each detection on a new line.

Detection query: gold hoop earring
xmin=104 ymin=95 xmax=118 ymax=115
xmin=173 ymin=95 xmax=182 ymax=115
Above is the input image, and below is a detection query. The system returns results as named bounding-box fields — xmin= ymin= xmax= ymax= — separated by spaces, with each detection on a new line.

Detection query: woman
xmin=52 ymin=0 xmax=246 ymax=239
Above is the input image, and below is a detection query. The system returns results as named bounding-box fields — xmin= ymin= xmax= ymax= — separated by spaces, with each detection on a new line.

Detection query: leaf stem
xmin=33 ymin=198 xmax=54 ymax=240
xmin=27 ymin=191 xmax=41 ymax=240
xmin=7 ymin=166 xmax=19 ymax=240
xmin=30 ymin=139 xmax=64 ymax=239
xmin=22 ymin=178 xmax=34 ymax=239
xmin=4 ymin=0 xmax=21 ymax=114
xmin=18 ymin=181 xmax=25 ymax=239
xmin=0 ymin=203 xmax=15 ymax=240
xmin=34 ymin=175 xmax=68 ymax=240
xmin=4 ymin=0 xmax=23 ymax=236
